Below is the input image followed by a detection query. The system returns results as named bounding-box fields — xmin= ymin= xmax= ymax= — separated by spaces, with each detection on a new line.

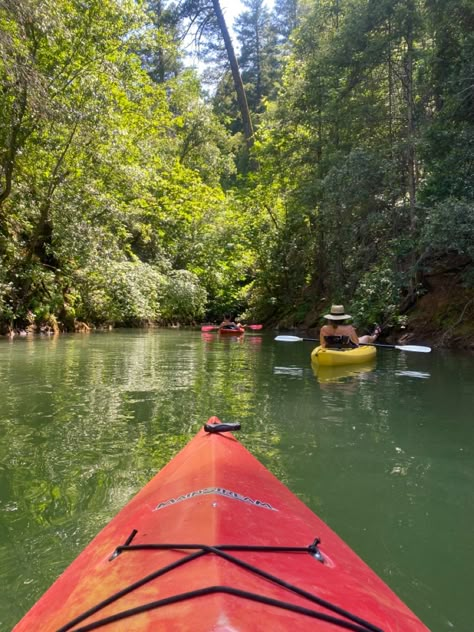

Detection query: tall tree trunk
xmin=404 ymin=0 xmax=417 ymax=232
xmin=255 ymin=19 xmax=262 ymax=104
xmin=401 ymin=0 xmax=420 ymax=299
xmin=211 ymin=0 xmax=254 ymax=146
xmin=387 ymin=17 xmax=394 ymax=148
xmin=317 ymin=76 xmax=323 ymax=163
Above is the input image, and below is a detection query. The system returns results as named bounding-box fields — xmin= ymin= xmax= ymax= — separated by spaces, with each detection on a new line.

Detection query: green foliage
xmin=0 ymin=280 xmax=14 ymax=327
xmin=421 ymin=198 xmax=474 ymax=263
xmin=317 ymin=148 xmax=402 ymax=298
xmin=74 ymin=261 xmax=165 ymax=326
xmin=244 ymin=0 xmax=473 ymax=324
xmin=160 ymin=270 xmax=207 ymax=323
xmin=272 ymin=0 xmax=300 ymax=42
xmin=234 ymin=0 xmax=280 ymax=113
xmin=350 ymin=263 xmax=403 ymax=329
xmin=1 ymin=0 xmax=472 ymax=333
xmin=0 ymin=0 xmax=247 ymax=330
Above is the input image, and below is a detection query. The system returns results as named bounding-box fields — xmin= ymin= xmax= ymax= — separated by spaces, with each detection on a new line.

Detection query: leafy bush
xmin=74 ymin=264 xmax=207 ymax=326
xmin=0 ymin=280 xmax=14 ymax=327
xmin=0 ymin=260 xmax=64 ymax=329
xmin=421 ymin=199 xmax=474 ymax=261
xmin=74 ymin=261 xmax=165 ymax=326
xmin=160 ymin=270 xmax=207 ymax=324
xmin=350 ymin=262 xmax=402 ymax=329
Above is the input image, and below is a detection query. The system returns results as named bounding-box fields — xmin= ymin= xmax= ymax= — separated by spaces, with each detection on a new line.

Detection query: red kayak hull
xmin=218 ymin=326 xmax=245 ymax=335
xmin=14 ymin=418 xmax=428 ymax=631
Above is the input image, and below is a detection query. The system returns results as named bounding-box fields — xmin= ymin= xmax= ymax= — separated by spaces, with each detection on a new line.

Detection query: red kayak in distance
xmin=200 ymin=325 xmax=262 ymax=334
xmin=14 ymin=418 xmax=429 ymax=631
xmin=218 ymin=325 xmax=246 ymax=335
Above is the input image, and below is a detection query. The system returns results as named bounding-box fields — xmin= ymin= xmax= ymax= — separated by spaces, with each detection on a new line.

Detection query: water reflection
xmin=273 ymin=365 xmax=304 ymax=377
xmin=247 ymin=335 xmax=263 ymax=345
xmin=0 ymin=331 xmax=472 ymax=632
xmin=395 ymin=370 xmax=431 ymax=379
xmin=200 ymin=333 xmax=215 ymax=343
xmin=312 ymin=361 xmax=376 ymax=384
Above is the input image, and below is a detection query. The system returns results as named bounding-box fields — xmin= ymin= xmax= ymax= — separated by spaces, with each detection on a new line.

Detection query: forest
xmin=1 ymin=0 xmax=473 ymax=346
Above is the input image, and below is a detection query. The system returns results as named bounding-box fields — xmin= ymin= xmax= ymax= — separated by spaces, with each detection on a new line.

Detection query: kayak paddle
xmin=274 ymin=335 xmax=431 ymax=353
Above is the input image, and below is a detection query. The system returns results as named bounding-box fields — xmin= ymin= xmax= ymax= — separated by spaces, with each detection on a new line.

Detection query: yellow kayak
xmin=311 ymin=344 xmax=376 ymax=366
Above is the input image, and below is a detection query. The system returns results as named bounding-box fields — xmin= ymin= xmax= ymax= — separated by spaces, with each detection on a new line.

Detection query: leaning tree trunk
xmin=211 ymin=0 xmax=254 ymax=146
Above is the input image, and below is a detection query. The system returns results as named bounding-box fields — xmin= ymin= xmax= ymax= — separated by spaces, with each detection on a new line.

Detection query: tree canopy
xmin=1 ymin=0 xmax=472 ymax=337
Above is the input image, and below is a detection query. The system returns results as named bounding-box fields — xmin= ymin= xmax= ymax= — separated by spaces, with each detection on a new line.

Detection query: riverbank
xmin=302 ymin=273 xmax=474 ymax=351
xmin=2 ymin=287 xmax=474 ymax=351
xmin=404 ymin=280 xmax=474 ymax=351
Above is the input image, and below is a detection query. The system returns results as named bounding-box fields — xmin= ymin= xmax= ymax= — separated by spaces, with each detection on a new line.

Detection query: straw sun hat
xmin=323 ymin=305 xmax=352 ymax=320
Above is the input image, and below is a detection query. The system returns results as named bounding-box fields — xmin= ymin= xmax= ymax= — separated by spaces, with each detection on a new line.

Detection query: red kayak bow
xmin=14 ymin=418 xmax=428 ymax=631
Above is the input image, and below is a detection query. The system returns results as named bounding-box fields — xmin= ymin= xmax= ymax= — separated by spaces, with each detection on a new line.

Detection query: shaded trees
xmin=246 ymin=0 xmax=473 ymax=328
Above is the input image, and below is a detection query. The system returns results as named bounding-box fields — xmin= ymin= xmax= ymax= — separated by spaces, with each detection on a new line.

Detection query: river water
xmin=0 ymin=329 xmax=472 ymax=631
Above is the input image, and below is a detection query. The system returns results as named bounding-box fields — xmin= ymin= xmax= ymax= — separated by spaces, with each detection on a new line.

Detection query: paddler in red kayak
xmin=320 ymin=304 xmax=381 ymax=349
xmin=220 ymin=314 xmax=240 ymax=330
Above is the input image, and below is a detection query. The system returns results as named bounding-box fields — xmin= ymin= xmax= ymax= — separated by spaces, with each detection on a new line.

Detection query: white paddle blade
xmin=274 ymin=335 xmax=304 ymax=342
xmin=395 ymin=345 xmax=431 ymax=353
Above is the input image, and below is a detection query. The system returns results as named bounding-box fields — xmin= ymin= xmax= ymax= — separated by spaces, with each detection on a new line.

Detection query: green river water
xmin=0 ymin=329 xmax=472 ymax=631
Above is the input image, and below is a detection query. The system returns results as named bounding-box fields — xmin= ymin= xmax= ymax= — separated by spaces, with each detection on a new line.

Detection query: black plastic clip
xmin=204 ymin=422 xmax=241 ymax=434
xmin=308 ymin=537 xmax=325 ymax=563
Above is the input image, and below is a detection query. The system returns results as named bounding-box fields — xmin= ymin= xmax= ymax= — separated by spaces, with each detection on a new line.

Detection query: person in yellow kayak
xmin=320 ymin=305 xmax=381 ymax=349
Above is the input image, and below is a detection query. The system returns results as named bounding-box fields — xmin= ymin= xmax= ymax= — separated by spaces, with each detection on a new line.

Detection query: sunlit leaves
xmin=0 ymin=0 xmax=247 ymax=329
